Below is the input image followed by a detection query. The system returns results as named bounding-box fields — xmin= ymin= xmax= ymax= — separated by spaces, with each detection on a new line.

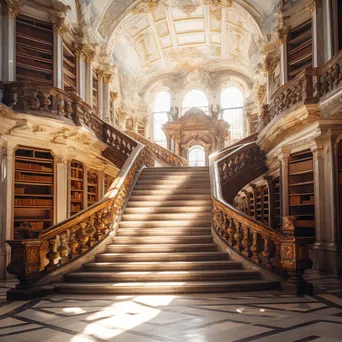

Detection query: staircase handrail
xmin=125 ymin=130 xmax=188 ymax=167
xmin=210 ymin=143 xmax=314 ymax=294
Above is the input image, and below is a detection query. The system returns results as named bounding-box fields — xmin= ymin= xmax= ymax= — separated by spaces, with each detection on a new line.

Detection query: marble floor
xmin=0 ymin=271 xmax=341 ymax=342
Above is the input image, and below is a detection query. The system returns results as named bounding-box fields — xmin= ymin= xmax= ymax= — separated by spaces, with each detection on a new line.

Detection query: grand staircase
xmin=55 ymin=167 xmax=278 ymax=294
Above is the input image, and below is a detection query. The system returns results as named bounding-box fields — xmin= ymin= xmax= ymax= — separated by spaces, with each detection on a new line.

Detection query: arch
xmin=221 ymin=87 xmax=244 ymax=142
xmin=188 ymin=145 xmax=206 ymax=167
xmin=182 ymin=89 xmax=209 ymax=115
xmin=152 ymin=91 xmax=170 ymax=147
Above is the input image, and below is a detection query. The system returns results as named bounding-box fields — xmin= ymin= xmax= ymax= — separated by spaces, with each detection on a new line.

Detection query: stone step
xmin=143 ymin=167 xmax=209 ymax=172
xmin=96 ymin=251 xmax=228 ymax=262
xmin=129 ymin=194 xmax=211 ymax=201
xmin=121 ymin=213 xmax=212 ymax=222
xmin=134 ymin=184 xmax=210 ymax=190
xmin=55 ymin=280 xmax=279 ymax=294
xmin=112 ymin=235 xmax=213 ymax=245
xmin=126 ymin=200 xmax=212 ymax=207
xmin=118 ymin=220 xmax=211 ymax=228
xmin=106 ymin=243 xmax=217 ymax=253
xmin=116 ymin=227 xmax=212 ymax=236
xmin=131 ymin=189 xmax=211 ymax=196
xmin=83 ymin=260 xmax=242 ymax=272
xmin=64 ymin=269 xmax=260 ymax=283
xmin=123 ymin=206 xmax=211 ymax=214
xmin=137 ymin=179 xmax=210 ymax=185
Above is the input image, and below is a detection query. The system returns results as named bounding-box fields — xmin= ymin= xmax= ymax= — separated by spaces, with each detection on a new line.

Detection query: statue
xmin=170 ymin=106 xmax=179 ymax=121
xmin=210 ymin=104 xmax=220 ymax=120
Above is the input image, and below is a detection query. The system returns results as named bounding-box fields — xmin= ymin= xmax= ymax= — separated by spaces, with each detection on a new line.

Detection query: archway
xmin=188 ymin=145 xmax=206 ymax=167
xmin=182 ymin=90 xmax=209 ymax=115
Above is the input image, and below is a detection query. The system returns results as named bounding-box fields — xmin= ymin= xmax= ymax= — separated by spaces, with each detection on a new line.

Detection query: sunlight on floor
xmin=70 ymin=295 xmax=176 ymax=341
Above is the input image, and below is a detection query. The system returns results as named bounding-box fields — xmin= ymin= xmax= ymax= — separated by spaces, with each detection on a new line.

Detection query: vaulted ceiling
xmin=72 ymin=0 xmax=278 ymax=90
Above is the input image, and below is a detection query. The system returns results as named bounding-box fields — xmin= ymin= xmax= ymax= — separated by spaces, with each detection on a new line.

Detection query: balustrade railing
xmin=210 ymin=142 xmax=314 ymax=294
xmin=126 ymin=130 xmax=188 ymax=167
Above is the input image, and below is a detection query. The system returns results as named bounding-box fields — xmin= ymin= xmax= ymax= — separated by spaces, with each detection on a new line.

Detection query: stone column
xmin=174 ymin=135 xmax=180 ymax=156
xmin=0 ymin=145 xmax=15 ymax=279
xmin=102 ymin=75 xmax=111 ymax=123
xmin=51 ymin=17 xmax=65 ymax=89
xmin=310 ymin=0 xmax=325 ymax=67
xmin=322 ymin=0 xmax=333 ymax=61
xmin=97 ymin=72 xmax=104 ymax=119
xmin=55 ymin=156 xmax=68 ymax=223
xmin=278 ymin=29 xmax=289 ymax=86
xmin=98 ymin=171 xmax=105 ymax=199
xmin=85 ymin=62 xmax=93 ymax=107
xmin=76 ymin=50 xmax=86 ymax=100
xmin=311 ymin=136 xmax=341 ymax=273
xmin=279 ymin=151 xmax=289 ymax=217
xmin=211 ymin=135 xmax=216 ymax=153
xmin=2 ymin=1 xmax=21 ymax=81
xmin=166 ymin=133 xmax=171 ymax=151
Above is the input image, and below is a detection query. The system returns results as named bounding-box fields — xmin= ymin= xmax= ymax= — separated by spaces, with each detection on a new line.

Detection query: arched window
xmin=221 ymin=87 xmax=244 ymax=142
xmin=153 ymin=92 xmax=170 ymax=147
xmin=182 ymin=89 xmax=209 ymax=115
xmin=188 ymin=146 xmax=206 ymax=166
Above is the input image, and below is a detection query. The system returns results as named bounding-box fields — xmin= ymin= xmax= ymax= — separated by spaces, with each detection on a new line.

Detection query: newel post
xmin=6 ymin=239 xmax=44 ymax=300
xmin=280 ymin=216 xmax=313 ymax=295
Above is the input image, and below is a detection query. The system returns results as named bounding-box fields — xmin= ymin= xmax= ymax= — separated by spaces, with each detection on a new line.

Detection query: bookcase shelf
xmin=338 ymin=142 xmax=342 ymax=242
xmin=87 ymin=170 xmax=99 ymax=206
xmin=16 ymin=15 xmax=53 ymax=85
xmin=70 ymin=160 xmax=84 ymax=215
xmin=63 ymin=43 xmax=77 ymax=90
xmin=14 ymin=147 xmax=55 ymax=239
xmin=288 ymin=150 xmax=315 ymax=237
xmin=287 ymin=20 xmax=312 ymax=81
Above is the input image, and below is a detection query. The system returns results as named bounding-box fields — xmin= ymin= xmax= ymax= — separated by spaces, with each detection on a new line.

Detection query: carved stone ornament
xmin=50 ymin=15 xmax=68 ymax=36
xmin=204 ymin=0 xmax=233 ymax=8
xmin=7 ymin=0 xmax=21 ymax=18
xmin=132 ymin=0 xmax=161 ymax=14
xmin=306 ymin=0 xmax=322 ymax=13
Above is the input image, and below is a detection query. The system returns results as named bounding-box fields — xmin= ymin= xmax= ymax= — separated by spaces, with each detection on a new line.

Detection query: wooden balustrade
xmin=211 ymin=142 xmax=314 ymax=295
xmin=126 ymin=130 xmax=188 ymax=167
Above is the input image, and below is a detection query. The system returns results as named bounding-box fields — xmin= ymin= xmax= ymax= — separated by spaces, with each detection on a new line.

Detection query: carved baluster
xmin=95 ymin=211 xmax=105 ymax=241
xmin=78 ymin=222 xmax=90 ymax=253
xmin=56 ymin=94 xmax=65 ymax=116
xmin=87 ymin=216 xmax=97 ymax=248
xmin=233 ymin=220 xmax=243 ymax=251
xmin=68 ymin=226 xmax=79 ymax=259
xmin=41 ymin=92 xmax=51 ymax=112
xmin=262 ymin=236 xmax=272 ymax=269
xmin=57 ymin=232 xmax=69 ymax=265
xmin=65 ymin=100 xmax=73 ymax=119
xmin=241 ymin=224 xmax=250 ymax=257
xmin=45 ymin=238 xmax=58 ymax=272
xmin=227 ymin=217 xmax=236 ymax=246
xmin=250 ymin=231 xmax=259 ymax=264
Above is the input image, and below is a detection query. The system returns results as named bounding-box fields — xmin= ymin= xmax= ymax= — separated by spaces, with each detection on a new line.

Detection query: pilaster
xmin=85 ymin=62 xmax=93 ymax=107
xmin=55 ymin=156 xmax=68 ymax=223
xmin=2 ymin=0 xmax=21 ymax=81
xmin=311 ymin=135 xmax=341 ymax=273
xmin=279 ymin=151 xmax=289 ymax=217
xmin=97 ymin=72 xmax=104 ymax=119
xmin=310 ymin=0 xmax=325 ymax=67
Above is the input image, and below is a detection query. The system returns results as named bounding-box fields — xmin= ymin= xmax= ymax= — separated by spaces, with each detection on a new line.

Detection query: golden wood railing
xmin=125 ymin=130 xmax=188 ymax=167
xmin=210 ymin=142 xmax=314 ymax=295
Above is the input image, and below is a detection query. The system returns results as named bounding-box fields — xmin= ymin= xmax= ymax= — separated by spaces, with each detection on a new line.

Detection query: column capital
xmin=277 ymin=27 xmax=290 ymax=45
xmin=306 ymin=0 xmax=323 ymax=14
xmin=75 ymin=44 xmax=96 ymax=64
xmin=6 ymin=0 xmax=21 ymax=19
xmin=50 ymin=15 xmax=68 ymax=36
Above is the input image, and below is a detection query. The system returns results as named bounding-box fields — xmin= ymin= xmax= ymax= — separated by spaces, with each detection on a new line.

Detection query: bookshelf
xmin=14 ymin=147 xmax=55 ymax=239
xmin=288 ymin=150 xmax=315 ymax=237
xmin=287 ymin=20 xmax=312 ymax=81
xmin=87 ymin=170 xmax=99 ymax=207
xmin=92 ymin=69 xmax=98 ymax=113
xmin=248 ymin=189 xmax=255 ymax=218
xmin=104 ymin=174 xmax=114 ymax=194
xmin=273 ymin=177 xmax=281 ymax=231
xmin=63 ymin=43 xmax=76 ymax=90
xmin=16 ymin=15 xmax=53 ymax=85
xmin=262 ymin=186 xmax=269 ymax=225
xmin=338 ymin=142 xmax=342 ymax=239
xmin=255 ymin=187 xmax=262 ymax=222
xmin=70 ymin=160 xmax=84 ymax=216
